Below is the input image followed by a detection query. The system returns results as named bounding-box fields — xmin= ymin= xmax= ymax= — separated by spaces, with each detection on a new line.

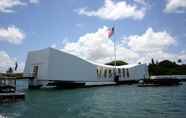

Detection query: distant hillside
xmin=149 ymin=59 xmax=186 ymax=75
xmin=105 ymin=60 xmax=128 ymax=66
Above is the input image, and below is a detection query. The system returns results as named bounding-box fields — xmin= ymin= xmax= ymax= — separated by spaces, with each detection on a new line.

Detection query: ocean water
xmin=1 ymin=83 xmax=186 ymax=118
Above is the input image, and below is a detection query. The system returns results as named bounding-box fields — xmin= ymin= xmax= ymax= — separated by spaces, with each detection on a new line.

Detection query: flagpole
xmin=114 ymin=31 xmax=116 ymax=76
xmin=113 ymin=25 xmax=119 ymax=82
xmin=108 ymin=25 xmax=117 ymax=81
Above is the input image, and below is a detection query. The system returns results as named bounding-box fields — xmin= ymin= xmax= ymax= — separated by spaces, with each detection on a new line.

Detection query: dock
xmin=0 ymin=92 xmax=25 ymax=103
xmin=0 ymin=73 xmax=33 ymax=103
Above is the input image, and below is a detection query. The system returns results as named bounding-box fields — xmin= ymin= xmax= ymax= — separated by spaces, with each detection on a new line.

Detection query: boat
xmin=138 ymin=78 xmax=181 ymax=87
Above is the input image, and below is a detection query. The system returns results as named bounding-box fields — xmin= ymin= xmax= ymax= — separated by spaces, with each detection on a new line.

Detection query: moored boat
xmin=138 ymin=78 xmax=181 ymax=87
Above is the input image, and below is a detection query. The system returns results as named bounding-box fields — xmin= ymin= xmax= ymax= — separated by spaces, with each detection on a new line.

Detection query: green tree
xmin=178 ymin=59 xmax=182 ymax=63
xmin=105 ymin=60 xmax=128 ymax=66
xmin=148 ymin=59 xmax=186 ymax=75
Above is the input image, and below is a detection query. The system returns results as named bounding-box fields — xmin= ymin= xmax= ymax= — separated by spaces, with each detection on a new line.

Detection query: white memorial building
xmin=24 ymin=48 xmax=149 ymax=88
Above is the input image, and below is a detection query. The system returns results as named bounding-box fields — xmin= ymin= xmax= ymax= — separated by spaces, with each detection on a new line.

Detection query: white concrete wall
xmin=48 ymin=48 xmax=98 ymax=81
xmin=24 ymin=48 xmax=50 ymax=80
xmin=24 ymin=48 xmax=149 ymax=82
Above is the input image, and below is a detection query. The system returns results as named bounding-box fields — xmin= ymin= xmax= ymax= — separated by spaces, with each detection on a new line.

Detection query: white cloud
xmin=77 ymin=0 xmax=146 ymax=21
xmin=164 ymin=0 xmax=186 ymax=13
xmin=126 ymin=28 xmax=176 ymax=52
xmin=0 ymin=0 xmax=26 ymax=13
xmin=136 ymin=51 xmax=176 ymax=64
xmin=0 ymin=51 xmax=15 ymax=72
xmin=0 ymin=0 xmax=40 ymax=13
xmin=29 ymin=0 xmax=39 ymax=4
xmin=51 ymin=43 xmax=57 ymax=48
xmin=122 ymin=27 xmax=178 ymax=63
xmin=134 ymin=0 xmax=147 ymax=5
xmin=0 ymin=26 xmax=25 ymax=44
xmin=62 ymin=38 xmax=68 ymax=46
xmin=63 ymin=26 xmax=139 ymax=63
xmin=61 ymin=26 xmax=184 ymax=64
xmin=0 ymin=51 xmax=24 ymax=72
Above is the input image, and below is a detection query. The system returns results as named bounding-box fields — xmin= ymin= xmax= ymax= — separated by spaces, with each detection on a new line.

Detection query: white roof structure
xmin=60 ymin=48 xmax=139 ymax=69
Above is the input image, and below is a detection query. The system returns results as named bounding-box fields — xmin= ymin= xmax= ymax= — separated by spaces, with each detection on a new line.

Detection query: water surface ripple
xmin=1 ymin=83 xmax=186 ymax=118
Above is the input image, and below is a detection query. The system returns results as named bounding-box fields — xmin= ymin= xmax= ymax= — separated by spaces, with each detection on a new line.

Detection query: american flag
xmin=107 ymin=27 xmax=114 ymax=38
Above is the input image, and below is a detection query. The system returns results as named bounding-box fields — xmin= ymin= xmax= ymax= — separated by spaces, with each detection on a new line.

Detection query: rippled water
xmin=1 ymin=83 xmax=186 ymax=118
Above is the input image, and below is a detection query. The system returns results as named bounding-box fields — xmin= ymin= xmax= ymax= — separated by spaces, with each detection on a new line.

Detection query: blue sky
xmin=0 ymin=0 xmax=186 ymax=72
